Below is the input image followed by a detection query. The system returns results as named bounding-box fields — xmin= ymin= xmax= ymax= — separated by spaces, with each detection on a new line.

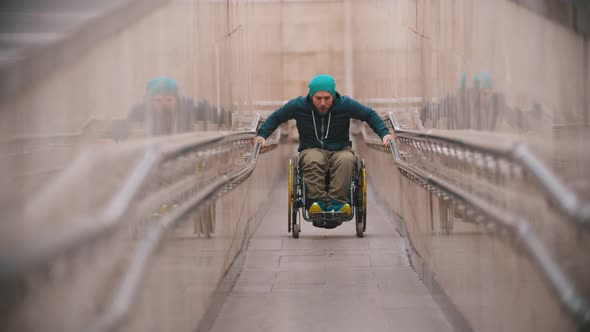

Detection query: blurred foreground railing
xmin=0 ymin=117 xmax=118 ymax=201
xmin=0 ymin=113 xmax=282 ymax=332
xmin=360 ymin=112 xmax=590 ymax=328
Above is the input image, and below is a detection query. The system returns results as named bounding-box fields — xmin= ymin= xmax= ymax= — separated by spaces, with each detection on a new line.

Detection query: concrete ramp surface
xmin=208 ymin=182 xmax=453 ymax=332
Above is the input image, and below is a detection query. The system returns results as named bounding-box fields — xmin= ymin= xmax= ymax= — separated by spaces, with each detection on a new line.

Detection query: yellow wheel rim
xmin=362 ymin=166 xmax=367 ymax=212
xmin=288 ymin=160 xmax=293 ymax=227
xmin=288 ymin=160 xmax=293 ymax=207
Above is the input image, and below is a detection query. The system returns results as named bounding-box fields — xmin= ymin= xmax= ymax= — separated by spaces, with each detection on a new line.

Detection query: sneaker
xmin=308 ymin=201 xmax=326 ymax=214
xmin=330 ymin=201 xmax=352 ymax=217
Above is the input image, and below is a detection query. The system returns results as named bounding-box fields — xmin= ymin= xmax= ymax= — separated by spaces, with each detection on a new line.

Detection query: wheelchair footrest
xmin=308 ymin=211 xmax=350 ymax=220
xmin=312 ymin=219 xmax=343 ymax=229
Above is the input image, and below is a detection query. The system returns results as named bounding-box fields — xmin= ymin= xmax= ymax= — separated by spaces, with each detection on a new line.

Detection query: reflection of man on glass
xmin=113 ymin=77 xmax=195 ymax=140
xmin=473 ymin=72 xmax=496 ymax=130
xmin=111 ymin=77 xmax=216 ymax=236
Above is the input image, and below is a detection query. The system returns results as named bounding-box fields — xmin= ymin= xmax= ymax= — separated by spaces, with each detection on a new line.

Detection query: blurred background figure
xmin=472 ymin=72 xmax=497 ymax=130
xmin=111 ymin=77 xmax=196 ymax=140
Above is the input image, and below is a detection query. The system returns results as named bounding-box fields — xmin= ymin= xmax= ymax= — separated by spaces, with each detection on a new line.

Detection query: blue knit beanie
xmin=308 ymin=74 xmax=336 ymax=98
xmin=146 ymin=77 xmax=179 ymax=95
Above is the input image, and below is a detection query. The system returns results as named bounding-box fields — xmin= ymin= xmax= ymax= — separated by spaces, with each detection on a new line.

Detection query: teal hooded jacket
xmin=257 ymin=92 xmax=390 ymax=152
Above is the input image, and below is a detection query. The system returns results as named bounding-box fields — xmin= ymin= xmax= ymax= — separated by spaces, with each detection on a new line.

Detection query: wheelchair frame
xmin=288 ymin=154 xmax=367 ymax=238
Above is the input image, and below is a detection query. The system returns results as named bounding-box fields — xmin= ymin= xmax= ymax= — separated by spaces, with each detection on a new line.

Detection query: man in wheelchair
xmin=253 ymin=74 xmax=394 ymax=216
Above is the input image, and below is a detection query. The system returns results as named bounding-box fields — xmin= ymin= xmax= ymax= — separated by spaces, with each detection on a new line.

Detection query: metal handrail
xmin=360 ymin=112 xmax=590 ymax=327
xmin=0 ymin=114 xmax=266 ymax=282
xmin=83 ymin=113 xmax=281 ymax=332
xmin=388 ymin=112 xmax=590 ymax=226
xmin=86 ymin=142 xmax=263 ymax=332
xmin=0 ymin=147 xmax=160 ymax=282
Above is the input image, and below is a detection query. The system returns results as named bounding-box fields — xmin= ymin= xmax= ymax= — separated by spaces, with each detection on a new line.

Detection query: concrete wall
xmin=352 ymin=0 xmax=588 ymax=136
xmin=1 ymin=0 xmax=587 ymax=147
xmin=246 ymin=0 xmax=346 ymax=101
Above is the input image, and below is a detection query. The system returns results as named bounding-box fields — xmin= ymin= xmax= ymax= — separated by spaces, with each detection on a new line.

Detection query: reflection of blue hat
xmin=480 ymin=72 xmax=492 ymax=89
xmin=473 ymin=74 xmax=480 ymax=89
xmin=473 ymin=72 xmax=492 ymax=90
xmin=146 ymin=77 xmax=178 ymax=95
xmin=460 ymin=73 xmax=467 ymax=90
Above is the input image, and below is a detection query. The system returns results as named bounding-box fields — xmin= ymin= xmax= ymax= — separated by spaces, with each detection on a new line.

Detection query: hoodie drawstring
xmin=311 ymin=108 xmax=331 ymax=146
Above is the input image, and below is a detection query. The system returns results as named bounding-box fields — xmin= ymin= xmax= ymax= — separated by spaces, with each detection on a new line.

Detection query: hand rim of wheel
xmin=288 ymin=160 xmax=293 ymax=233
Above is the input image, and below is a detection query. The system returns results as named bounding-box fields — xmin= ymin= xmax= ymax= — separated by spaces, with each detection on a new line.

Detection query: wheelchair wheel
xmin=356 ymin=220 xmax=363 ymax=237
xmin=288 ymin=159 xmax=293 ymax=233
xmin=355 ymin=159 xmax=367 ymax=237
xmin=292 ymin=220 xmax=300 ymax=238
xmin=290 ymin=157 xmax=300 ymax=239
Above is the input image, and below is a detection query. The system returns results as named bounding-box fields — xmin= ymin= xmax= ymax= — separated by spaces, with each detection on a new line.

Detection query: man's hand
xmin=253 ymin=136 xmax=266 ymax=147
xmin=382 ymin=134 xmax=395 ymax=147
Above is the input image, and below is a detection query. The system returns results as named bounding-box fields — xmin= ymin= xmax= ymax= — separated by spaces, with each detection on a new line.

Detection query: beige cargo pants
xmin=299 ymin=147 xmax=355 ymax=205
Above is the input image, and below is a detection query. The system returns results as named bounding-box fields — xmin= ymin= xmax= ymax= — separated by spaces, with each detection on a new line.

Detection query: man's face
xmin=312 ymin=91 xmax=333 ymax=113
xmin=149 ymin=94 xmax=177 ymax=112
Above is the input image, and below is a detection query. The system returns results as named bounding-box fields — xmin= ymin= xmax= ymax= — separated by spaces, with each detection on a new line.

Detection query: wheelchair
xmin=287 ymin=153 xmax=367 ymax=238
